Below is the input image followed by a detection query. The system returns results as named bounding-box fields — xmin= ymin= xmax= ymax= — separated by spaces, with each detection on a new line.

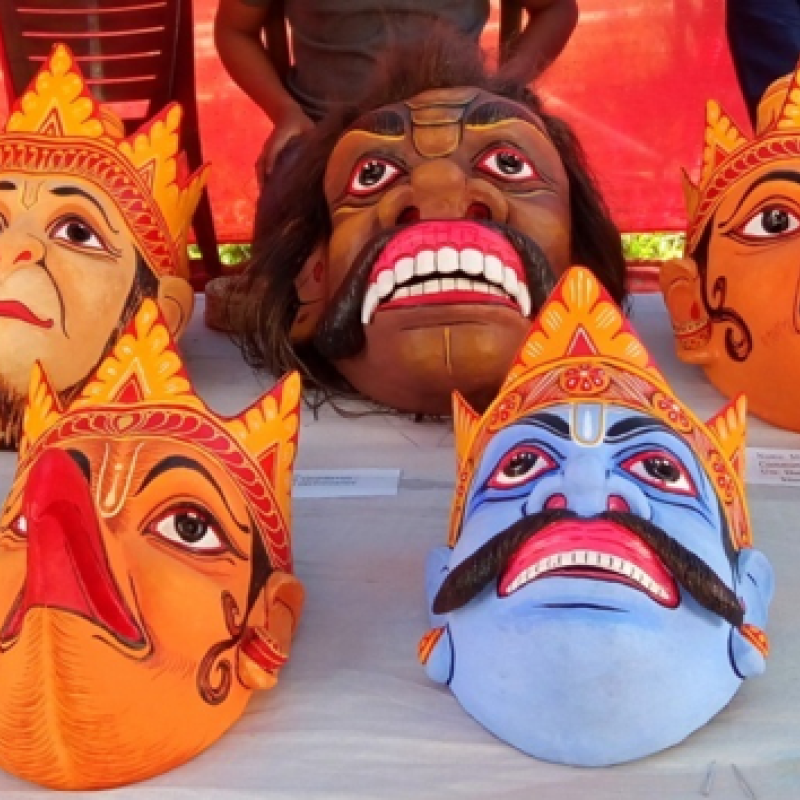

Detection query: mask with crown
xmin=0 ymin=44 xmax=208 ymax=449
xmin=420 ymin=266 xmax=773 ymax=765
xmin=0 ymin=299 xmax=303 ymax=789
xmin=661 ymin=57 xmax=800 ymax=430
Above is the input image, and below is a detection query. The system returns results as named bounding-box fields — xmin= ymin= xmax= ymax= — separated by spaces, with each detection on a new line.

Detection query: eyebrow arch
xmin=605 ymin=416 xmax=675 ymax=442
xmin=348 ymin=109 xmax=406 ymax=136
xmin=525 ymin=412 xmax=571 ymax=438
xmin=465 ymin=100 xmax=541 ymax=129
xmin=717 ymin=169 xmax=800 ymax=229
xmin=50 ymin=185 xmax=120 ymax=234
xmin=135 ymin=455 xmax=251 ymax=536
xmin=0 ymin=181 xmax=16 ymax=191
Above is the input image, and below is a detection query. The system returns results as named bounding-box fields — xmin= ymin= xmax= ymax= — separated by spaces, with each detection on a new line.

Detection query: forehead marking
xmin=570 ymin=403 xmax=605 ymax=447
xmin=21 ymin=180 xmax=40 ymax=211
xmin=97 ymin=442 xmax=145 ymax=519
xmin=407 ymin=98 xmax=475 ymax=159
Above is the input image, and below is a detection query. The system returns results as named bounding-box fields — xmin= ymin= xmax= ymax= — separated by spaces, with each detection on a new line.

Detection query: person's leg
xmin=727 ymin=0 xmax=800 ymax=125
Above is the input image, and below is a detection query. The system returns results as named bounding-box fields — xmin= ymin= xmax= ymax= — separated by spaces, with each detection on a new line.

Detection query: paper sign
xmin=294 ymin=469 xmax=401 ymax=498
xmin=745 ymin=448 xmax=800 ymax=487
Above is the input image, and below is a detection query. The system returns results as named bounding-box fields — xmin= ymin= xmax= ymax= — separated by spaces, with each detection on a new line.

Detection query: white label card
xmin=294 ymin=468 xmax=402 ymax=498
xmin=745 ymin=448 xmax=800 ymax=487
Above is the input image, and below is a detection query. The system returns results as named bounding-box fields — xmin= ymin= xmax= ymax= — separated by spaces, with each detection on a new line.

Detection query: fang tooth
xmin=17 ymin=516 xmax=27 ymax=533
xmin=517 ymin=283 xmax=532 ymax=317
xmin=361 ymin=285 xmax=380 ymax=324
xmin=395 ymin=257 xmax=414 ymax=284
xmin=415 ymin=250 xmax=436 ymax=276
xmin=485 ymin=255 xmax=503 ymax=284
xmin=503 ymin=265 xmax=519 ymax=295
xmin=437 ymin=247 xmax=459 ymax=274
xmin=460 ymin=248 xmax=483 ymax=276
xmin=377 ymin=270 xmax=395 ymax=298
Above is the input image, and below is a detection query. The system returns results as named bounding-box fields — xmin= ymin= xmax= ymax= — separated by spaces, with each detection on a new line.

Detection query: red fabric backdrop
xmin=0 ymin=0 xmax=748 ymax=242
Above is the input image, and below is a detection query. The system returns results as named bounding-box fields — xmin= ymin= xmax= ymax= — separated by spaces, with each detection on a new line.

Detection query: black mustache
xmin=433 ymin=509 xmax=744 ymax=628
xmin=313 ymin=221 xmax=557 ymax=361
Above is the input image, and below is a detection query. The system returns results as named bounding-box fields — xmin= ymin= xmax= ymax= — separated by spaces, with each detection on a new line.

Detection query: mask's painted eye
xmin=621 ymin=450 xmax=696 ymax=496
xmin=477 ymin=146 xmax=538 ymax=182
xmin=147 ymin=505 xmax=228 ymax=554
xmin=348 ymin=157 xmax=404 ymax=196
xmin=488 ymin=445 xmax=556 ymax=489
xmin=737 ymin=206 xmax=800 ymax=240
xmin=50 ymin=216 xmax=108 ymax=252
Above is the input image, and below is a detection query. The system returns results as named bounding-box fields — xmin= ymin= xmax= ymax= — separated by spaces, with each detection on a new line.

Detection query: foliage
xmin=621 ymin=233 xmax=685 ymax=261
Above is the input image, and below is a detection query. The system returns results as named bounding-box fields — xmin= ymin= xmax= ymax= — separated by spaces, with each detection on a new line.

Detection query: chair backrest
xmin=0 ymin=0 xmax=181 ymax=135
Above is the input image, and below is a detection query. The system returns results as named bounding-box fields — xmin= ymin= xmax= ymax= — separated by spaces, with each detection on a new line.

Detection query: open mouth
xmin=0 ymin=300 xmax=54 ymax=329
xmin=498 ymin=518 xmax=679 ymax=607
xmin=361 ymin=220 xmax=531 ymax=324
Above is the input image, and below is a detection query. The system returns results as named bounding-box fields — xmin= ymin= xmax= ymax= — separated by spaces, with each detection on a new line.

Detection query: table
xmin=1 ymin=294 xmax=799 ymax=799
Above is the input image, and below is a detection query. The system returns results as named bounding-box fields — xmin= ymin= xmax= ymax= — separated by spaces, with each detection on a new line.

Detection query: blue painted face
xmin=424 ymin=402 xmax=773 ymax=765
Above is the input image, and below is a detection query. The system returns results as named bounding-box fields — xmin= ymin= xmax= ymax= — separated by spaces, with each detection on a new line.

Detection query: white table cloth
xmin=1 ymin=294 xmax=799 ymax=799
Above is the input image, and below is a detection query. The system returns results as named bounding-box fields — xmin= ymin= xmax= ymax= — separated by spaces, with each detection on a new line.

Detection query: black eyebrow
xmin=348 ymin=109 xmax=406 ymax=136
xmin=50 ymin=186 xmax=120 ymax=234
xmin=464 ymin=99 xmax=541 ymax=129
xmin=525 ymin=412 xmax=571 ymax=438
xmin=717 ymin=169 xmax=800 ymax=229
xmin=135 ymin=455 xmax=251 ymax=535
xmin=0 ymin=181 xmax=16 ymax=191
xmin=605 ymin=416 xmax=675 ymax=442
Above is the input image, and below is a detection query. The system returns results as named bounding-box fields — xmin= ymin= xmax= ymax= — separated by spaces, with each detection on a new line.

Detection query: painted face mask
xmin=240 ymin=32 xmax=628 ymax=418
xmin=0 ymin=44 xmax=207 ymax=448
xmin=420 ymin=267 xmax=773 ymax=766
xmin=661 ymin=58 xmax=800 ymax=430
xmin=0 ymin=300 xmax=303 ymax=789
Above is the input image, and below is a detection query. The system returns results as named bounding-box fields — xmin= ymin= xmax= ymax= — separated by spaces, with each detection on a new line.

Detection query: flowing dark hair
xmin=236 ymin=27 xmax=628 ymax=405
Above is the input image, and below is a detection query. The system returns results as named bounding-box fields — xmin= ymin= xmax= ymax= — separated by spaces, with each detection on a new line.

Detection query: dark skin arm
xmin=214 ymin=0 xmax=313 ymax=183
xmin=502 ymin=0 xmax=580 ymax=83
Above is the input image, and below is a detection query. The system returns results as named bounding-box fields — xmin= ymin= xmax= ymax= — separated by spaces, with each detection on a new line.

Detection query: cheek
xmin=328 ymin=210 xmax=381 ymax=297
xmin=507 ymin=196 xmax=571 ymax=273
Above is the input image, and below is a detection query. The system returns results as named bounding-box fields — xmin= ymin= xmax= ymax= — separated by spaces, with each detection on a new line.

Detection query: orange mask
xmin=0 ymin=300 xmax=303 ymax=789
xmin=661 ymin=59 xmax=800 ymax=430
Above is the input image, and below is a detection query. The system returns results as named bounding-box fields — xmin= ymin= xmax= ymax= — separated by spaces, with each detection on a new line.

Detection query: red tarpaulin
xmin=0 ymin=0 xmax=748 ymax=242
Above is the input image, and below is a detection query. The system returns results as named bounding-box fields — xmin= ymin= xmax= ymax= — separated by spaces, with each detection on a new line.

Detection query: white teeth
xmin=517 ymin=283 xmax=532 ymax=317
xmin=504 ymin=550 xmax=671 ymax=601
xmin=485 ymin=255 xmax=504 ymax=284
xmin=415 ymin=250 xmax=436 ymax=276
xmin=460 ymin=248 xmax=484 ymax=276
xmin=437 ymin=247 xmax=459 ymax=273
xmin=503 ymin=265 xmax=519 ymax=296
xmin=360 ymin=245 xmax=533 ymax=323
xmin=361 ymin=284 xmax=380 ymax=324
xmin=377 ymin=270 xmax=395 ymax=299
xmin=395 ymin=256 xmax=414 ymax=284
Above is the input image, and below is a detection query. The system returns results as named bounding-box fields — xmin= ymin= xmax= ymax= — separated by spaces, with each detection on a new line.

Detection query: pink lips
xmin=0 ymin=300 xmax=53 ymax=329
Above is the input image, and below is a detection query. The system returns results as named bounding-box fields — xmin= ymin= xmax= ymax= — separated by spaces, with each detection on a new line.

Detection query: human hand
xmin=256 ymin=109 xmax=314 ymax=186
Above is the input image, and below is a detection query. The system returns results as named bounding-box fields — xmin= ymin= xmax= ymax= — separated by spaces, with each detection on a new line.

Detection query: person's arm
xmin=214 ymin=0 xmax=313 ymax=180
xmin=501 ymin=0 xmax=579 ymax=83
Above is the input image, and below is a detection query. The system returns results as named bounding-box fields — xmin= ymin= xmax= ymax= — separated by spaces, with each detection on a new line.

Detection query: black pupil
xmin=360 ymin=161 xmax=386 ymax=186
xmin=643 ymin=457 xmax=680 ymax=483
xmin=497 ymin=152 xmax=523 ymax=174
xmin=66 ymin=222 xmax=92 ymax=243
xmin=504 ymin=451 xmax=538 ymax=477
xmin=762 ymin=208 xmax=790 ymax=234
xmin=175 ymin=512 xmax=208 ymax=543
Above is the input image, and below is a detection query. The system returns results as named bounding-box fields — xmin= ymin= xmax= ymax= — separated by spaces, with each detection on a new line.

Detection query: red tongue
xmin=1 ymin=448 xmax=145 ymax=645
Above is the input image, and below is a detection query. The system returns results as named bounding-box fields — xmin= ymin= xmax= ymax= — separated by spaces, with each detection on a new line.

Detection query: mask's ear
xmin=237 ymin=572 xmax=305 ymax=691
xmin=289 ymin=244 xmax=328 ymax=344
xmin=659 ymin=257 xmax=716 ymax=366
xmin=419 ymin=546 xmax=454 ymax=685
xmin=731 ymin=548 xmax=775 ymax=678
xmin=157 ymin=275 xmax=195 ymax=340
